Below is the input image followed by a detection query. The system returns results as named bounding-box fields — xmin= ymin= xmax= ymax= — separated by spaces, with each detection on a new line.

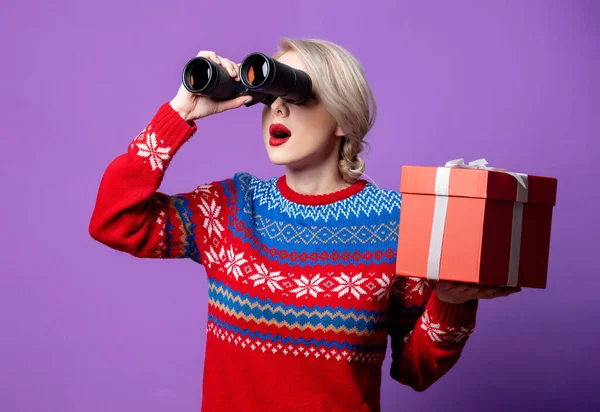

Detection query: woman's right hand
xmin=169 ymin=50 xmax=251 ymax=122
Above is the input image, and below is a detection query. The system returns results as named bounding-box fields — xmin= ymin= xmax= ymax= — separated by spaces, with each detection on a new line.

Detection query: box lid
xmin=400 ymin=165 xmax=557 ymax=205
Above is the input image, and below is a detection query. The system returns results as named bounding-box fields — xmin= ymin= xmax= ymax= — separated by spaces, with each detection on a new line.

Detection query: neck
xmin=285 ymin=139 xmax=350 ymax=195
xmin=284 ymin=158 xmax=349 ymax=196
xmin=277 ymin=173 xmax=366 ymax=206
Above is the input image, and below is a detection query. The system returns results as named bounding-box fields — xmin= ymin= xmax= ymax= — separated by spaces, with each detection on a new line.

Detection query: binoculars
xmin=181 ymin=52 xmax=313 ymax=107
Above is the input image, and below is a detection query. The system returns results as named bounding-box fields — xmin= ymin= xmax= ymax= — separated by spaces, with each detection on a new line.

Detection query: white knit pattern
xmin=235 ymin=173 xmax=401 ymax=223
xmin=207 ymin=321 xmax=386 ymax=363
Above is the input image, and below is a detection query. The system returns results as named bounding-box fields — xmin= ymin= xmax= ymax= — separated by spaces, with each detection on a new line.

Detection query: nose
xmin=270 ymin=97 xmax=290 ymax=118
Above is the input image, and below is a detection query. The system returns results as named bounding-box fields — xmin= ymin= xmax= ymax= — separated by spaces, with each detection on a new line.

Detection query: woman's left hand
xmin=435 ymin=281 xmax=522 ymax=305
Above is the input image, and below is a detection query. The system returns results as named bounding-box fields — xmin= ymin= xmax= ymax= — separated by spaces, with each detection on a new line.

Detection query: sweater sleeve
xmin=388 ymin=277 xmax=478 ymax=391
xmin=89 ymin=102 xmax=212 ymax=262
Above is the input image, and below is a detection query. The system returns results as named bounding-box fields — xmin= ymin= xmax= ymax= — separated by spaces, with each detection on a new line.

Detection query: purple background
xmin=1 ymin=0 xmax=598 ymax=411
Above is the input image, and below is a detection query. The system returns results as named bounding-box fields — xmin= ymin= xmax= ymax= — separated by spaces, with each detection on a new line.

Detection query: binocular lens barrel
xmin=183 ymin=57 xmax=239 ymax=100
xmin=185 ymin=58 xmax=211 ymax=92
xmin=240 ymin=53 xmax=313 ymax=104
xmin=243 ymin=55 xmax=269 ymax=87
xmin=182 ymin=57 xmax=271 ymax=106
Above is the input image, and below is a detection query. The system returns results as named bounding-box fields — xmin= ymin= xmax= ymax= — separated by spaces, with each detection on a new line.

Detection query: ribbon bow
xmin=445 ymin=158 xmax=527 ymax=190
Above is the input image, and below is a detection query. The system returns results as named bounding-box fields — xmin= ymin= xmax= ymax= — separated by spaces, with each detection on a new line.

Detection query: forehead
xmin=276 ymin=51 xmax=306 ymax=72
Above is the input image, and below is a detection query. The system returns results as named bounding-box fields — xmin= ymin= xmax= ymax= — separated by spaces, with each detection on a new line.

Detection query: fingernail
xmin=245 ymin=97 xmax=252 ymax=104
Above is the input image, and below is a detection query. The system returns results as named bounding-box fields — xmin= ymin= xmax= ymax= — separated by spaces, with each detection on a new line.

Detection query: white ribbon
xmin=427 ymin=159 xmax=528 ymax=286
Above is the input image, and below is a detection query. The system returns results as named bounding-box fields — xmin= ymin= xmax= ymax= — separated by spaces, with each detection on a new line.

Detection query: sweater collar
xmin=276 ymin=176 xmax=368 ymax=206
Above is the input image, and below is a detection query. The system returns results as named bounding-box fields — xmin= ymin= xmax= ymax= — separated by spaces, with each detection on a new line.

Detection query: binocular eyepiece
xmin=182 ymin=52 xmax=313 ymax=107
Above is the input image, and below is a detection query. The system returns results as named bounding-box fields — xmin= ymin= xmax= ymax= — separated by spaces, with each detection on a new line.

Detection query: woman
xmin=89 ymin=38 xmax=520 ymax=411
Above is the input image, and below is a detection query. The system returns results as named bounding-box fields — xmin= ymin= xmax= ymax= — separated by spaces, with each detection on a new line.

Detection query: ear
xmin=333 ymin=124 xmax=345 ymax=137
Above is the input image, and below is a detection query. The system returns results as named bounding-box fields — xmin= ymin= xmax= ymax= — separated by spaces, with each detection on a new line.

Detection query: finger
xmin=475 ymin=288 xmax=500 ymax=299
xmin=197 ymin=50 xmax=220 ymax=64
xmin=216 ymin=95 xmax=252 ymax=113
xmin=501 ymin=287 xmax=522 ymax=296
xmin=465 ymin=286 xmax=485 ymax=298
xmin=480 ymin=288 xmax=522 ymax=299
xmin=494 ymin=286 xmax=522 ymax=294
xmin=218 ymin=56 xmax=238 ymax=78
xmin=452 ymin=285 xmax=473 ymax=294
xmin=480 ymin=286 xmax=500 ymax=294
xmin=234 ymin=62 xmax=241 ymax=81
xmin=446 ymin=281 xmax=474 ymax=291
xmin=435 ymin=281 xmax=456 ymax=291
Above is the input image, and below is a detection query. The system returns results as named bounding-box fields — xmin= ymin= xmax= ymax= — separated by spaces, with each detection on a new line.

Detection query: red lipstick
xmin=269 ymin=123 xmax=292 ymax=146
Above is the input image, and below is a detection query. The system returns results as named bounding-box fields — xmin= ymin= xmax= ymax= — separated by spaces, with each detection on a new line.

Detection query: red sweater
xmin=89 ymin=102 xmax=478 ymax=411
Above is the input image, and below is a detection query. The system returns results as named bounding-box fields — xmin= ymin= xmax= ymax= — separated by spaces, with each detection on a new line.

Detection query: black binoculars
xmin=181 ymin=52 xmax=313 ymax=107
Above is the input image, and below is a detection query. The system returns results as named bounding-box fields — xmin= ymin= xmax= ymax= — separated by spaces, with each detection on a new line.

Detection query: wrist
xmin=438 ymin=295 xmax=478 ymax=305
xmin=427 ymin=291 xmax=478 ymax=328
xmin=169 ymin=100 xmax=195 ymax=123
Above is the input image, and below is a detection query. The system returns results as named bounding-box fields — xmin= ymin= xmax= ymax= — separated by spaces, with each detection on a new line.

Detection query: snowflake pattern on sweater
xmin=89 ymin=102 xmax=479 ymax=412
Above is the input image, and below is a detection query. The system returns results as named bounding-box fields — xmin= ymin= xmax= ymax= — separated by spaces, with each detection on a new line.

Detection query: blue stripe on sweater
xmin=208 ymin=314 xmax=388 ymax=353
xmin=171 ymin=195 xmax=201 ymax=261
xmin=208 ymin=280 xmax=387 ymax=333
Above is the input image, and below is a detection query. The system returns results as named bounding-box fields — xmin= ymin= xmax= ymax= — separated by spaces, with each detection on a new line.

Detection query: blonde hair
xmin=273 ymin=38 xmax=377 ymax=183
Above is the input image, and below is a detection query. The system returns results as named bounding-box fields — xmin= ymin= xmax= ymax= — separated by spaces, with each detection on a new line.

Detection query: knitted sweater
xmin=89 ymin=102 xmax=479 ymax=412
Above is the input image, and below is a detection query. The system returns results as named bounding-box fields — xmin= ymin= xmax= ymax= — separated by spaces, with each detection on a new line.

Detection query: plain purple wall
xmin=1 ymin=0 xmax=598 ymax=411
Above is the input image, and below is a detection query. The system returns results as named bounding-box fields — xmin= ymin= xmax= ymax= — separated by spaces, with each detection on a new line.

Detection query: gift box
xmin=395 ymin=159 xmax=558 ymax=289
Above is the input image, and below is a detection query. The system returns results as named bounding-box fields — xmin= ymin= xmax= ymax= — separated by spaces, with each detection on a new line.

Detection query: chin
xmin=266 ymin=152 xmax=295 ymax=166
xmin=263 ymin=142 xmax=290 ymax=165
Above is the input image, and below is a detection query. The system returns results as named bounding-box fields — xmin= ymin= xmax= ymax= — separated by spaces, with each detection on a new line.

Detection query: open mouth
xmin=269 ymin=123 xmax=292 ymax=139
xmin=269 ymin=123 xmax=292 ymax=146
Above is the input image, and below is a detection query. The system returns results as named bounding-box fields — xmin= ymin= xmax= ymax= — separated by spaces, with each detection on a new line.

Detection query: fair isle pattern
xmin=226 ymin=227 xmax=397 ymax=267
xmin=394 ymin=277 xmax=476 ymax=345
xmin=401 ymin=277 xmax=433 ymax=296
xmin=131 ymin=125 xmax=172 ymax=171
xmin=419 ymin=312 xmax=475 ymax=344
xmin=253 ymin=213 xmax=399 ymax=245
xmin=170 ymin=195 xmax=200 ymax=261
xmin=152 ymin=205 xmax=168 ymax=258
xmin=207 ymin=279 xmax=388 ymax=336
xmin=207 ymin=320 xmax=387 ymax=363
xmin=401 ymin=312 xmax=475 ymax=345
xmin=230 ymin=173 xmax=402 ymax=223
xmin=182 ymin=180 xmax=398 ymax=301
xmin=220 ymin=173 xmax=400 ymax=267
xmin=207 ymin=315 xmax=386 ymax=352
xmin=200 ymin=241 xmax=395 ymax=301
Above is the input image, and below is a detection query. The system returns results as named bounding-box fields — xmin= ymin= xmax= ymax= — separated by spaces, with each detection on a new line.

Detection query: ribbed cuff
xmin=149 ymin=102 xmax=198 ymax=151
xmin=426 ymin=290 xmax=478 ymax=328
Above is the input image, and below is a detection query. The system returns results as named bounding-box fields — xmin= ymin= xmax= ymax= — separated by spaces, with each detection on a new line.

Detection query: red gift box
xmin=395 ymin=159 xmax=558 ymax=289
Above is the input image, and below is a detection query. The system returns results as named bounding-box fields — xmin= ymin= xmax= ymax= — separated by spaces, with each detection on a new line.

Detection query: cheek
xmin=261 ymin=107 xmax=270 ymax=125
xmin=261 ymin=108 xmax=271 ymax=136
xmin=308 ymin=110 xmax=338 ymax=138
